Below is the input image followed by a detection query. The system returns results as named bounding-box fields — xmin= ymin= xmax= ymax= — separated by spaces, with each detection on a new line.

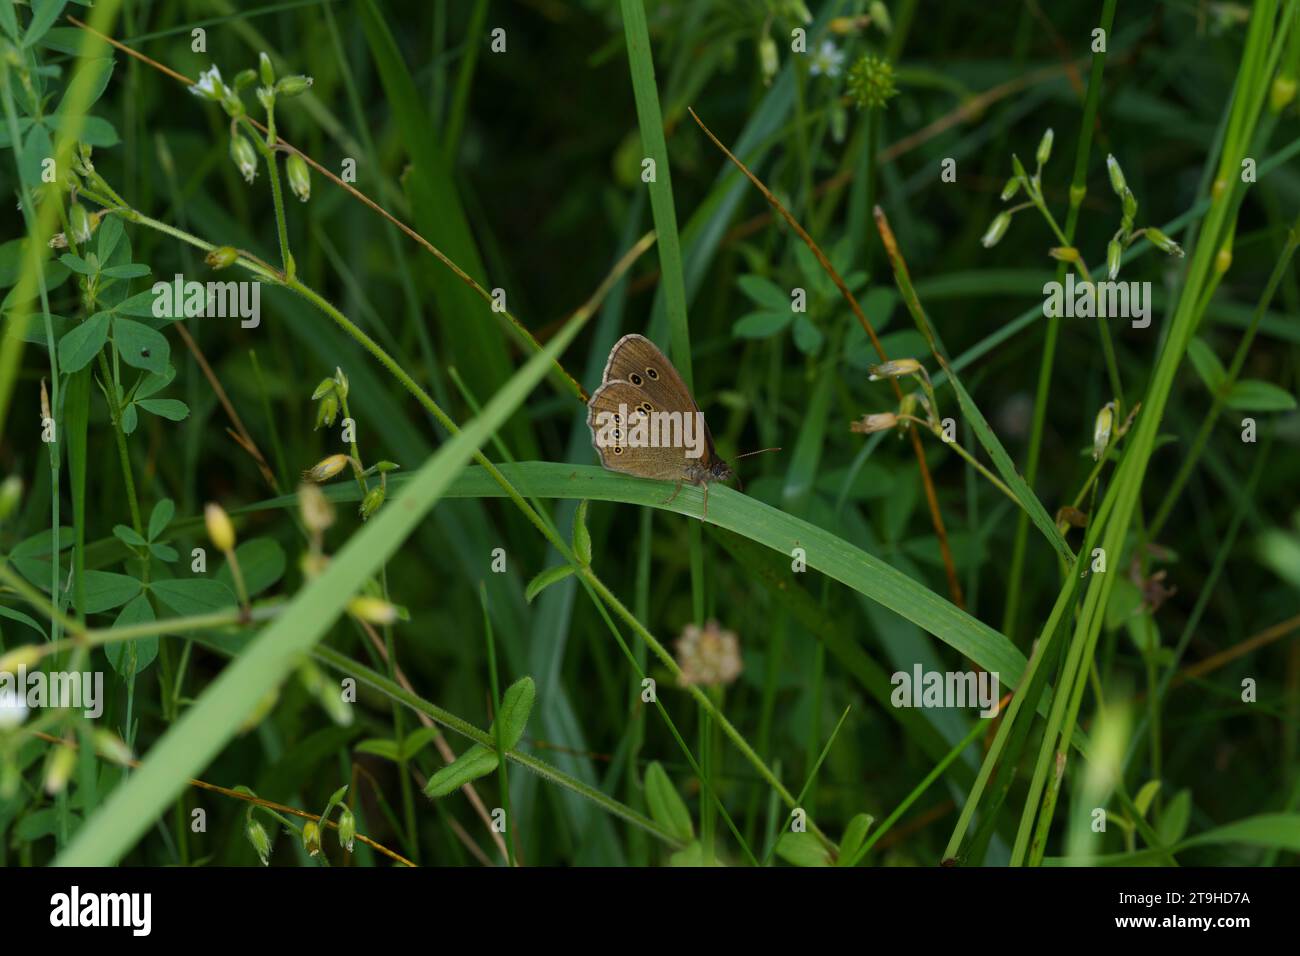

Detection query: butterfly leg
xmin=662 ymin=478 xmax=685 ymax=508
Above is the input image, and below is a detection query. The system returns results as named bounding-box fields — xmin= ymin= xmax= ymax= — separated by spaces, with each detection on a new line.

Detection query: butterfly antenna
xmin=724 ymin=447 xmax=779 ymax=494
xmin=734 ymin=446 xmax=782 ymax=460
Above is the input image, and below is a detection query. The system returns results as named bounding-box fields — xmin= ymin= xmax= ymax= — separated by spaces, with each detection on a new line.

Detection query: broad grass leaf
xmin=733 ymin=310 xmax=792 ymax=338
xmin=150 ymin=578 xmax=236 ymax=616
xmin=736 ymin=274 xmax=790 ymax=311
xmin=643 ymin=761 xmax=693 ymax=842
xmin=112 ymin=318 xmax=170 ymax=374
xmin=355 ymin=739 xmax=400 ymax=761
xmin=526 ymin=564 xmax=575 ymax=602
xmin=775 ymin=830 xmax=830 ymax=866
xmin=668 ymin=841 xmax=706 ymax=866
xmin=113 ymin=524 xmax=146 ymax=548
xmin=792 ymin=313 xmax=824 ymax=354
xmin=137 ymin=398 xmax=188 ymax=421
xmin=1158 ymin=789 xmax=1191 ymax=846
xmin=1180 ymin=814 xmax=1300 ymax=852
xmin=423 ymin=744 xmax=498 ymax=798
xmin=1223 ymin=379 xmax=1296 ymax=412
xmin=491 ymin=676 xmax=535 ymax=750
xmin=1186 ymin=337 xmax=1225 ymax=392
xmin=148 ymin=499 xmax=175 ymax=541
xmin=837 ymin=813 xmax=873 ymax=866
xmin=216 ymin=539 xmax=286 ymax=597
xmin=78 ymin=571 xmax=142 ymax=614
xmin=57 ymin=311 xmax=110 ymax=373
xmin=0 ymin=605 xmax=47 ymax=640
xmin=572 ymin=499 xmax=591 ymax=565
xmin=105 ymin=593 xmax=158 ymax=677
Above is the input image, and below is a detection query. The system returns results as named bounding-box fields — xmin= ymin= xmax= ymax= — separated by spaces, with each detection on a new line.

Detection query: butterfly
xmin=586 ymin=334 xmax=771 ymax=519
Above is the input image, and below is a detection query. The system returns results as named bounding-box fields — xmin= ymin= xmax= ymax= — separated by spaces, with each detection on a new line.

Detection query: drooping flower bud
xmin=302 ymin=819 xmax=321 ymax=856
xmin=247 ymin=818 xmax=272 ymax=865
xmin=302 ymin=454 xmax=351 ymax=483
xmin=230 ymin=133 xmax=258 ymax=184
xmin=287 ymin=153 xmax=310 ymax=202
xmin=338 ymin=807 xmax=356 ymax=852
xmin=980 ymin=211 xmax=1012 ymax=248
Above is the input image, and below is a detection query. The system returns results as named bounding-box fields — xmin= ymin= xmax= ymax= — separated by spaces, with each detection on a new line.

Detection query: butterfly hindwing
xmin=587 ymin=380 xmax=694 ymax=480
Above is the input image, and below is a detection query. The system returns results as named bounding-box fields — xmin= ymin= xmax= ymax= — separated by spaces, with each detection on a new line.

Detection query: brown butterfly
xmin=586 ymin=334 xmax=772 ymax=519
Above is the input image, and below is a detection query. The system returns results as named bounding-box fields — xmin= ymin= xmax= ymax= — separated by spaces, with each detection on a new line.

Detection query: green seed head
xmin=846 ymin=54 xmax=898 ymax=110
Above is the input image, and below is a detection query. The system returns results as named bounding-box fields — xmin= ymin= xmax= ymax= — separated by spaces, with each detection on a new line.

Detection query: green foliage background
xmin=1 ymin=0 xmax=1298 ymax=867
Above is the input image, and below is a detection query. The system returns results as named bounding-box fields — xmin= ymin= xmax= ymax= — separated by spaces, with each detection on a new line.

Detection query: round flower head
xmin=675 ymin=620 xmax=743 ymax=688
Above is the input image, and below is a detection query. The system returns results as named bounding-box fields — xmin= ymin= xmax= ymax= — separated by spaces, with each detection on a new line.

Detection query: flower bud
xmin=347 ymin=595 xmax=400 ymax=625
xmin=230 ymin=133 xmax=258 ymax=184
xmin=1048 ymin=246 xmax=1079 ymax=263
xmin=1215 ymin=244 xmax=1232 ymax=274
xmin=0 ymin=644 xmax=43 ymax=673
xmin=1035 ymin=128 xmax=1054 ymax=167
xmin=315 ymin=393 xmax=339 ymax=429
xmin=44 ymin=744 xmax=76 ymax=795
xmin=359 ymin=486 xmax=385 ymax=520
xmin=206 ymin=246 xmax=238 ymax=270
xmin=1000 ymin=176 xmax=1021 ymax=201
xmin=0 ymin=475 xmax=23 ymax=521
xmin=1093 ymin=401 xmax=1115 ymax=462
xmin=298 ymin=483 xmax=335 ymax=534
xmin=1107 ymin=239 xmax=1122 ymax=280
xmin=92 ymin=730 xmax=134 ymax=766
xmin=1270 ymin=73 xmax=1297 ymax=113
xmin=302 ymin=454 xmax=352 ymax=483
xmin=850 ymin=412 xmax=899 ymax=435
xmin=1121 ymin=188 xmax=1137 ymax=231
xmin=204 ymin=502 xmax=236 ymax=552
xmin=234 ymin=68 xmax=258 ymax=91
xmin=312 ymin=377 xmax=337 ymax=401
xmin=338 ymin=807 xmax=356 ymax=852
xmin=1106 ymin=154 xmax=1127 ymax=196
xmin=275 ymin=74 xmax=313 ymax=98
xmin=287 ymin=153 xmax=310 ymax=202
xmin=759 ymin=33 xmax=778 ymax=85
xmin=1145 ymin=227 xmax=1184 ymax=258
xmin=332 ymin=368 xmax=349 ymax=402
xmin=247 ymin=818 xmax=272 ymax=865
xmin=867 ymin=358 xmax=922 ymax=381
xmin=0 ymin=688 xmax=27 ymax=728
xmin=69 ymin=202 xmax=93 ymax=245
xmin=259 ymin=52 xmax=275 ymax=87
xmin=302 ymin=819 xmax=321 ymax=856
xmin=980 ymin=211 xmax=1012 ymax=248
xmin=868 ymin=0 xmax=892 ymax=33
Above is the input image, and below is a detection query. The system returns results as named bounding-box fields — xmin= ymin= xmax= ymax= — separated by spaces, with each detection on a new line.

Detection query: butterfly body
xmin=586 ymin=334 xmax=732 ymax=515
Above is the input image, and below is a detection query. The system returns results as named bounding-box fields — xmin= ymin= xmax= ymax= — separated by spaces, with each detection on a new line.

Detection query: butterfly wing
xmin=587 ymin=380 xmax=693 ymax=481
xmin=601 ymin=334 xmax=702 ymax=415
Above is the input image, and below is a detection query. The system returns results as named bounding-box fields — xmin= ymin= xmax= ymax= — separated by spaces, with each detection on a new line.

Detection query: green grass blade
xmin=54 ymin=311 xmax=591 ymax=866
